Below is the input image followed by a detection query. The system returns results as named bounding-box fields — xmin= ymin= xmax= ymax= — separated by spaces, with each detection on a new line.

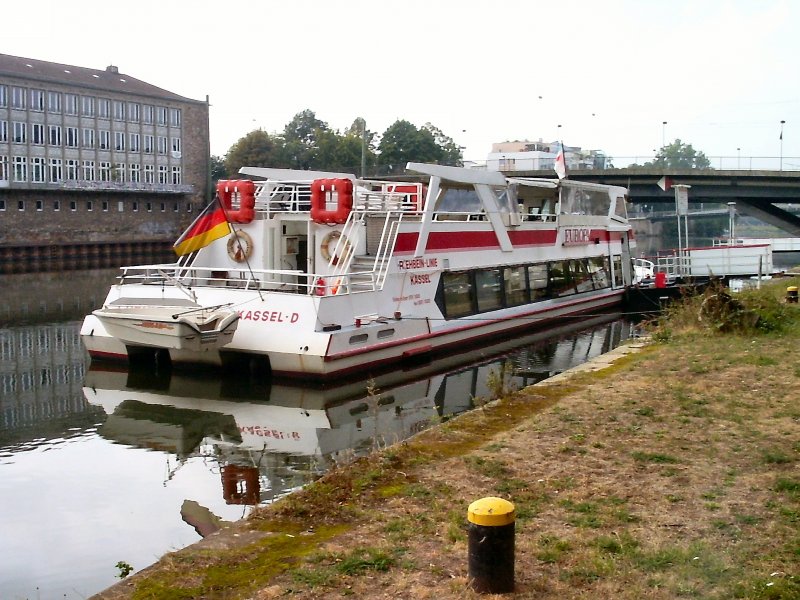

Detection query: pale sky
xmin=5 ymin=0 xmax=799 ymax=166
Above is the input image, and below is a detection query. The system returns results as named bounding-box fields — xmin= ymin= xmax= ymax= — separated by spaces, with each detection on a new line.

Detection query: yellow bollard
xmin=467 ymin=496 xmax=515 ymax=593
xmin=787 ymin=286 xmax=798 ymax=304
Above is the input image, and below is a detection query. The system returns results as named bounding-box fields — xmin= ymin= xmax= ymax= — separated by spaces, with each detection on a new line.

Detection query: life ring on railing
xmin=310 ymin=178 xmax=352 ymax=224
xmin=217 ymin=179 xmax=256 ymax=224
xmin=320 ymin=230 xmax=352 ymax=266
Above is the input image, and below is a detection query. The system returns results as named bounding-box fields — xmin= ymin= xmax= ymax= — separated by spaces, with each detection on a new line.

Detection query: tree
xmin=210 ymin=155 xmax=227 ymax=183
xmin=224 ymin=130 xmax=277 ymax=176
xmin=378 ymin=120 xmax=443 ymax=174
xmin=277 ymin=109 xmax=330 ymax=170
xmin=649 ymin=139 xmax=711 ymax=169
xmin=422 ymin=123 xmax=463 ymax=166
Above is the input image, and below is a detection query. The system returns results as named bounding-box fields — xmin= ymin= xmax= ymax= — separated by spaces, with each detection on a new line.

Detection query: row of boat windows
xmin=0 ymin=198 xmax=193 ymax=213
xmin=435 ymin=256 xmax=619 ymax=320
xmin=0 ymin=85 xmax=181 ymax=126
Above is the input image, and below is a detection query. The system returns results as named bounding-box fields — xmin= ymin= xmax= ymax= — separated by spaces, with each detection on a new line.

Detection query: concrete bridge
xmin=506 ymin=167 xmax=800 ymax=237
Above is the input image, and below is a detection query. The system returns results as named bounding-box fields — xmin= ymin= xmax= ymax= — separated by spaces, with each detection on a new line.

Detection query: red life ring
xmin=217 ymin=180 xmax=256 ymax=224
xmin=310 ymin=178 xmax=353 ymax=224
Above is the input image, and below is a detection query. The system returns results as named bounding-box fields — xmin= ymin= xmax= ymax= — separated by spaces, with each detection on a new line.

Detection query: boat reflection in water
xmin=83 ymin=312 xmax=638 ymax=513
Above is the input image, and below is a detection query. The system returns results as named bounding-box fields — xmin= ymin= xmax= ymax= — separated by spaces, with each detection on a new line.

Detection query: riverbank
xmin=94 ymin=279 xmax=800 ymax=600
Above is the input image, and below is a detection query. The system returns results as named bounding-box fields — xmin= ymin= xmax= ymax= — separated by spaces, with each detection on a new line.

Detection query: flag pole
xmin=217 ymin=186 xmax=264 ymax=301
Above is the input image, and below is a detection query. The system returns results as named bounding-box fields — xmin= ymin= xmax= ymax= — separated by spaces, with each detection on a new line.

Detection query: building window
xmin=18 ymin=200 xmax=25 ymax=211
xmin=128 ymin=102 xmax=140 ymax=122
xmin=144 ymin=135 xmax=154 ymax=154
xmin=65 ymin=159 xmax=79 ymax=181
xmin=83 ymin=128 xmax=95 ymax=148
xmin=186 ymin=203 xmax=192 ymax=213
xmin=99 ymin=130 xmax=110 ymax=150
xmin=30 ymin=89 xmax=45 ymax=112
xmin=54 ymin=199 xmax=60 ymax=211
xmin=173 ymin=202 xmax=179 ymax=212
xmin=31 ymin=157 xmax=46 ymax=183
xmin=129 ymin=133 xmax=140 ymax=152
xmin=0 ymin=156 xmax=8 ymax=181
xmin=170 ymin=108 xmax=181 ymax=127
xmin=142 ymin=105 xmax=154 ymax=124
xmin=98 ymin=98 xmax=110 ymax=119
xmin=129 ymin=163 xmax=141 ymax=182
xmin=87 ymin=200 xmax=93 ymax=211
xmin=0 ymin=85 xmax=7 ymax=107
xmin=11 ymin=87 xmax=26 ymax=109
xmin=158 ymin=165 xmax=168 ymax=184
xmin=49 ymin=125 xmax=62 ymax=146
xmin=102 ymin=201 xmax=108 ymax=211
xmin=47 ymin=91 xmax=61 ymax=113
xmin=49 ymin=159 xmax=62 ymax=182
xmin=70 ymin=200 xmax=77 ymax=211
xmin=81 ymin=96 xmax=95 ymax=117
xmin=114 ymin=131 xmax=125 ymax=151
xmin=0 ymin=121 xmax=8 ymax=143
xmin=13 ymin=156 xmax=27 ymax=182
xmin=171 ymin=166 xmax=182 ymax=185
xmin=118 ymin=201 xmax=124 ymax=212
xmin=0 ymin=199 xmax=5 ymax=210
xmin=99 ymin=162 xmax=111 ymax=182
xmin=83 ymin=160 xmax=95 ymax=181
xmin=132 ymin=201 xmax=138 ymax=212
xmin=36 ymin=199 xmax=43 ymax=211
xmin=12 ymin=122 xmax=26 ymax=143
xmin=66 ymin=127 xmax=79 ymax=148
xmin=157 ymin=106 xmax=168 ymax=126
xmin=157 ymin=136 xmax=167 ymax=155
xmin=114 ymin=163 xmax=126 ymax=182
xmin=171 ymin=137 xmax=181 ymax=154
xmin=113 ymin=101 xmax=125 ymax=121
xmin=31 ymin=123 xmax=45 ymax=145
xmin=64 ymin=94 xmax=78 ymax=115
xmin=146 ymin=202 xmax=153 ymax=212
xmin=160 ymin=202 xmax=166 ymax=212
xmin=144 ymin=164 xmax=154 ymax=183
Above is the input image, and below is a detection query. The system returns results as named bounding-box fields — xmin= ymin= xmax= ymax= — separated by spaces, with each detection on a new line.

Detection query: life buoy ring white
xmin=217 ymin=180 xmax=256 ymax=224
xmin=227 ymin=230 xmax=253 ymax=262
xmin=320 ymin=231 xmax=352 ymax=266
xmin=310 ymin=178 xmax=353 ymax=224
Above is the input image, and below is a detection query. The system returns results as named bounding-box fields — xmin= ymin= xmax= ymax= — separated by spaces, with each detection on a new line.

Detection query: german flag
xmin=173 ymin=198 xmax=231 ymax=256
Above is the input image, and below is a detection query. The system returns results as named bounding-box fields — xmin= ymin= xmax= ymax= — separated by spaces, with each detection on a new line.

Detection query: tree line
xmin=212 ymin=109 xmax=464 ymax=180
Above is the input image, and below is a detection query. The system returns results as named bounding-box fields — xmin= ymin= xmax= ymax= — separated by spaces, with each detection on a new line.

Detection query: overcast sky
xmin=5 ymin=0 xmax=798 ymax=166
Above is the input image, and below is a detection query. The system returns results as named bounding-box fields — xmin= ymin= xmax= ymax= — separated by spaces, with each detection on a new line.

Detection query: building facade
xmin=486 ymin=139 xmax=608 ymax=172
xmin=0 ymin=53 xmax=210 ymax=271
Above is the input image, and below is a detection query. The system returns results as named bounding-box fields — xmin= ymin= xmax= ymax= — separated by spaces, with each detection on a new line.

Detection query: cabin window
xmin=442 ymin=272 xmax=474 ymax=318
xmin=527 ymin=264 xmax=549 ymax=300
xmin=504 ymin=266 xmax=528 ymax=306
xmin=475 ymin=269 xmax=502 ymax=312
xmin=550 ymin=261 xmax=577 ymax=296
xmin=377 ymin=329 xmax=395 ymax=339
xmin=611 ymin=254 xmax=622 ymax=287
xmin=588 ymin=257 xmax=611 ymax=289
xmin=572 ymin=259 xmax=596 ymax=293
xmin=349 ymin=333 xmax=369 ymax=344
xmin=614 ymin=195 xmax=628 ymax=220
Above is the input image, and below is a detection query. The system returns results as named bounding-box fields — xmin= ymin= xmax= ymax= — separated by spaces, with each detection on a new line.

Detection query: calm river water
xmin=0 ymin=269 xmax=639 ymax=599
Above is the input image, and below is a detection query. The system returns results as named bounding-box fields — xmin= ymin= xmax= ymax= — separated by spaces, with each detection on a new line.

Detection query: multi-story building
xmin=0 ymin=53 xmax=210 ymax=272
xmin=486 ymin=139 xmax=609 ymax=172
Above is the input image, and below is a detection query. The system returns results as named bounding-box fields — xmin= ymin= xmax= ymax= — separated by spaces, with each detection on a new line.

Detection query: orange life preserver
xmin=217 ymin=180 xmax=256 ymax=224
xmin=310 ymin=178 xmax=353 ymax=224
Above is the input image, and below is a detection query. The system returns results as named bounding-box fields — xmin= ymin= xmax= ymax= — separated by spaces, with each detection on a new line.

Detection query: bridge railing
xmin=459 ymin=157 xmax=800 ymax=172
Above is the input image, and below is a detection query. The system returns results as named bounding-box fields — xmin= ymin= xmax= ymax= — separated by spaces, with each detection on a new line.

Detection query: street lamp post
xmin=737 ymin=147 xmax=740 ymax=170
xmin=780 ymin=120 xmax=786 ymax=171
xmin=662 ymin=121 xmax=667 ymax=148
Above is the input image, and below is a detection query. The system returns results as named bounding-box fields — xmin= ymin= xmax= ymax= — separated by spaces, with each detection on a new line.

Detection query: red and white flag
xmin=554 ymin=143 xmax=568 ymax=179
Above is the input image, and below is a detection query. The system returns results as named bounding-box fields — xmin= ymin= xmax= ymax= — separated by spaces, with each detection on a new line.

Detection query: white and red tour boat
xmin=81 ymin=162 xmax=636 ymax=380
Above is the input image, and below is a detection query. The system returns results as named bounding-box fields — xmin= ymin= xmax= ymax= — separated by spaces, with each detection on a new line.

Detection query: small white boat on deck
xmin=81 ymin=162 xmax=637 ymax=380
xmin=92 ymin=297 xmax=239 ymax=352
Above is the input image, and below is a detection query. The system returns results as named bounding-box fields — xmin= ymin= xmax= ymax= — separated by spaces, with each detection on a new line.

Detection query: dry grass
xmin=99 ymin=278 xmax=800 ymax=600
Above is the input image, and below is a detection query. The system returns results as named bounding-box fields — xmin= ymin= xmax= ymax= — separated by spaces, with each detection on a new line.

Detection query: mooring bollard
xmin=787 ymin=286 xmax=798 ymax=304
xmin=467 ymin=496 xmax=515 ymax=593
